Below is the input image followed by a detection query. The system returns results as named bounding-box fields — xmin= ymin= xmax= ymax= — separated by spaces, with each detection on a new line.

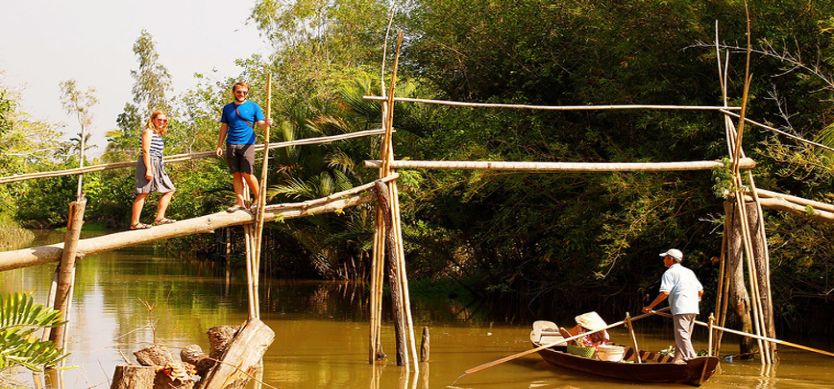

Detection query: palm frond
xmin=0 ymin=293 xmax=67 ymax=372
xmin=325 ymin=150 xmax=356 ymax=176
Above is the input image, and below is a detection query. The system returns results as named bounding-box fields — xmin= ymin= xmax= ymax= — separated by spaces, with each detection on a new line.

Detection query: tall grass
xmin=0 ymin=223 xmax=34 ymax=250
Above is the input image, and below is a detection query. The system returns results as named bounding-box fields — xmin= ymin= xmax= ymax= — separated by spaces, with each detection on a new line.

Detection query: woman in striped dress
xmin=130 ymin=110 xmax=176 ymax=230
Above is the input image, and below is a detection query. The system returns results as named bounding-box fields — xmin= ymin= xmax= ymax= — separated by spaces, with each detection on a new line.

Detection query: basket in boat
xmin=596 ymin=344 xmax=625 ymax=362
xmin=566 ymin=345 xmax=596 ymax=358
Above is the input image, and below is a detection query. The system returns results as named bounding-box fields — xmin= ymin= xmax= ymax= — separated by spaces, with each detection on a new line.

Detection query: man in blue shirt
xmin=643 ymin=248 xmax=704 ymax=363
xmin=216 ymin=81 xmax=269 ymax=212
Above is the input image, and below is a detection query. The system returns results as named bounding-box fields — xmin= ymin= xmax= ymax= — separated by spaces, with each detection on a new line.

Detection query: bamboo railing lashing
xmin=0 ymin=129 xmax=387 ymax=185
xmin=362 ymin=96 xmax=742 ymax=112
xmin=364 ymin=159 xmax=755 ymax=172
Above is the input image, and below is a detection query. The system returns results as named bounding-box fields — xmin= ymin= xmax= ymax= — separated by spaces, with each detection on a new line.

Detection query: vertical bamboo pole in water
xmin=45 ymin=198 xmax=86 ymax=388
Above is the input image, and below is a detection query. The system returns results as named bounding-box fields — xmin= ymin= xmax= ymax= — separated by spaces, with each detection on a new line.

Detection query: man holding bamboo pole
xmin=643 ymin=248 xmax=703 ymax=363
xmin=216 ymin=81 xmax=270 ymax=213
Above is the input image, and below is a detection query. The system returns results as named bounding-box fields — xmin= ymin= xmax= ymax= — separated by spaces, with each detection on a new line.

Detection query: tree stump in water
xmin=200 ymin=319 xmax=274 ymax=389
xmin=110 ymin=365 xmax=195 ymax=389
xmin=207 ymin=325 xmax=239 ymax=360
xmin=182 ymin=344 xmax=215 ymax=378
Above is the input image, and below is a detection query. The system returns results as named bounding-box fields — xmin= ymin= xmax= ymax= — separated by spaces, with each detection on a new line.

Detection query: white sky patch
xmin=0 ymin=0 xmax=271 ymax=157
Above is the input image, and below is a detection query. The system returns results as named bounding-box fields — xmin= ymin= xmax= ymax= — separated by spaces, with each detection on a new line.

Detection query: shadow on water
xmin=1 ymin=232 xmax=833 ymax=388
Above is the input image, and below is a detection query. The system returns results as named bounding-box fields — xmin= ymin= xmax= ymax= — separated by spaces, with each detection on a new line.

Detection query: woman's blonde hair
xmin=145 ymin=110 xmax=168 ymax=136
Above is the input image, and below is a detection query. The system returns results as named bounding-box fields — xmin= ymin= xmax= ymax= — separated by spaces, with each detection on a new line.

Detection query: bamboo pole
xmin=0 ymin=176 xmax=397 ymax=272
xmin=755 ymin=197 xmax=834 ymax=221
xmin=47 ymin=198 xmax=86 ymax=349
xmin=364 ymin=159 xmax=755 ymax=172
xmin=0 ymin=129 xmax=387 ymax=185
xmin=719 ymin=109 xmax=834 ymax=153
xmin=708 ymin=314 xmax=715 ymax=357
xmin=755 ymin=189 xmax=834 ymax=213
xmin=653 ymin=311 xmax=834 ymax=358
xmin=624 ymin=313 xmax=642 ymax=363
xmin=362 ymin=96 xmax=742 ymax=111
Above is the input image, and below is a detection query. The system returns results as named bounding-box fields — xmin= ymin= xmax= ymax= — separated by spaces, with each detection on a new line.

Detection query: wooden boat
xmin=530 ymin=321 xmax=720 ymax=387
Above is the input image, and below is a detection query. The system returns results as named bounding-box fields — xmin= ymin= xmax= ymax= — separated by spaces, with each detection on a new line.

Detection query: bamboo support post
xmin=708 ymin=314 xmax=715 ymax=357
xmin=47 ymin=198 xmax=86 ymax=349
xmin=364 ymin=159 xmax=755 ymax=172
xmin=624 ymin=313 xmax=642 ymax=364
xmin=362 ymin=95 xmax=741 ymax=112
xmin=420 ymin=327 xmax=430 ymax=362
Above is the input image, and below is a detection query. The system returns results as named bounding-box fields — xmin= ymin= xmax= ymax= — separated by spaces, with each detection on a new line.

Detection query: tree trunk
xmin=374 ymin=182 xmax=407 ymax=366
xmin=725 ymin=202 xmax=757 ymax=356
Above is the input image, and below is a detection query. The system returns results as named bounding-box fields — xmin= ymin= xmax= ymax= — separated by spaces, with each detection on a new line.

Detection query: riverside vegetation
xmin=1 ymin=1 xmax=834 ymax=336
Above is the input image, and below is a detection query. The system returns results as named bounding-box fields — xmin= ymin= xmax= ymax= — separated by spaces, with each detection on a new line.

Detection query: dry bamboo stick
xmin=719 ymin=110 xmax=834 ymax=153
xmin=755 ymin=189 xmax=834 ymax=213
xmin=0 ymin=177 xmax=396 ymax=272
xmin=364 ymin=159 xmax=755 ymax=172
xmin=362 ymin=96 xmax=741 ymax=111
xmin=0 ymin=129 xmax=386 ymax=185
xmin=250 ymin=73 xmax=273 ymax=324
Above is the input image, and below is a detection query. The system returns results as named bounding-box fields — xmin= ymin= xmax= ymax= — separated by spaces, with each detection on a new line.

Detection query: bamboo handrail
xmin=364 ymin=158 xmax=755 ymax=172
xmin=755 ymin=197 xmax=834 ymax=222
xmin=0 ymin=128 xmax=386 ymax=185
xmin=362 ymin=96 xmax=742 ymax=111
xmin=755 ymin=188 xmax=834 ymax=214
xmin=0 ymin=175 xmax=398 ymax=272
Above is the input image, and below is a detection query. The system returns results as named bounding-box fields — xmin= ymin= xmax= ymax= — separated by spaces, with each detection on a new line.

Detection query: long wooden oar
xmin=653 ymin=312 xmax=834 ymax=358
xmin=461 ymin=307 xmax=670 ymax=376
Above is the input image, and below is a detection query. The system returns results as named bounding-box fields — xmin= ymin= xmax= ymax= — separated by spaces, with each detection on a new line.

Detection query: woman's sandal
xmin=153 ymin=217 xmax=176 ymax=225
xmin=130 ymin=223 xmax=152 ymax=230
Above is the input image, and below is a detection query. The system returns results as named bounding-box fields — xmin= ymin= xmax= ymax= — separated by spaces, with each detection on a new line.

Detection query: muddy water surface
xmin=1 ymin=233 xmax=832 ymax=388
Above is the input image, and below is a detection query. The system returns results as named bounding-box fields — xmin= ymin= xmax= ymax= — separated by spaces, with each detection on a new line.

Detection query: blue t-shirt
xmin=220 ymin=100 xmax=264 ymax=145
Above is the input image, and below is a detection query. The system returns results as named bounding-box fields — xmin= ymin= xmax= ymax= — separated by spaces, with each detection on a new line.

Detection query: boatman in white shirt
xmin=642 ymin=248 xmax=703 ymax=363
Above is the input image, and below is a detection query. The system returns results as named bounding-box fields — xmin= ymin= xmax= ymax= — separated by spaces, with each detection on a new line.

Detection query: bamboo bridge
xmin=4 ymin=30 xmax=834 ymax=388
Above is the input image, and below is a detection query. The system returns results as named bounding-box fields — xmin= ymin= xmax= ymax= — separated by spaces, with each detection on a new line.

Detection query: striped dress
xmin=135 ymin=128 xmax=175 ymax=194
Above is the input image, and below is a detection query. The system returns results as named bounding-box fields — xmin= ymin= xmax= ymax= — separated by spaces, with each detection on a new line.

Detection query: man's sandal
xmin=130 ymin=223 xmax=152 ymax=230
xmin=153 ymin=218 xmax=176 ymax=226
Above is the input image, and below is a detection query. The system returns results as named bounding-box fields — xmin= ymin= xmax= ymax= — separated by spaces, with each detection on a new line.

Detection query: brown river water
xmin=1 ymin=233 xmax=833 ymax=388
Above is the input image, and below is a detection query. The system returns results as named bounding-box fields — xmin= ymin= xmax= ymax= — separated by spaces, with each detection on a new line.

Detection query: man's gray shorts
xmin=226 ymin=144 xmax=255 ymax=174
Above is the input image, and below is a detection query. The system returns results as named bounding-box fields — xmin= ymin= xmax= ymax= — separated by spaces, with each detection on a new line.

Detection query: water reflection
xmin=2 ymin=235 xmax=833 ymax=388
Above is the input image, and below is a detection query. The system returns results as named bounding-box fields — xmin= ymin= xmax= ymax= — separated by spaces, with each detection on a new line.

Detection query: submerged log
xmin=199 ymin=319 xmax=274 ymax=389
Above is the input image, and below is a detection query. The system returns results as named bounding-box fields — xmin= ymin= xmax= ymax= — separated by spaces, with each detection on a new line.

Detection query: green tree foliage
xmin=0 ymin=293 xmax=67 ymax=372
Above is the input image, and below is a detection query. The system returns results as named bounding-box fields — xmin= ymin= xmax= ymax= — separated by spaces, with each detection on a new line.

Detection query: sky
xmin=0 ymin=0 xmax=272 ymax=156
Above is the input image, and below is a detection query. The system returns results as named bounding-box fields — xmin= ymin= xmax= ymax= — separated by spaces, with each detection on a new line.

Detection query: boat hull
xmin=533 ymin=343 xmax=720 ymax=387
